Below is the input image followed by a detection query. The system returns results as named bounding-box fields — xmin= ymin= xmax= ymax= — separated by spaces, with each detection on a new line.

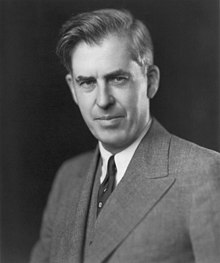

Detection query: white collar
xmin=99 ymin=118 xmax=152 ymax=185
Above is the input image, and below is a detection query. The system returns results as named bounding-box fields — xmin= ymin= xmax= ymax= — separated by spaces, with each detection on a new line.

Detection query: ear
xmin=146 ymin=65 xmax=160 ymax=99
xmin=65 ymin=73 xmax=78 ymax=105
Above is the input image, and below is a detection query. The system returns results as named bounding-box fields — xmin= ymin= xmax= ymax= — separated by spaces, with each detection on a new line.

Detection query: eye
xmin=79 ymin=79 xmax=96 ymax=90
xmin=109 ymin=75 xmax=129 ymax=85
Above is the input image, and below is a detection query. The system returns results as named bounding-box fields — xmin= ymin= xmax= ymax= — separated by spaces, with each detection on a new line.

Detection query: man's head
xmin=56 ymin=9 xmax=160 ymax=154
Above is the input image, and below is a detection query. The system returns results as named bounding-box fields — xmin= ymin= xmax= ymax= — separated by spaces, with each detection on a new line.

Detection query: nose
xmin=96 ymin=81 xmax=114 ymax=109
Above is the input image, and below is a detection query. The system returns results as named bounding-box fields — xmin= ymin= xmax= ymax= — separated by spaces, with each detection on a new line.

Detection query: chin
xmin=92 ymin=128 xmax=128 ymax=148
xmin=99 ymin=137 xmax=129 ymax=153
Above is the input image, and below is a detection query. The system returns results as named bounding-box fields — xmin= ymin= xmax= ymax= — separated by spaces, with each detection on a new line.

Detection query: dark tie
xmin=97 ymin=155 xmax=117 ymax=215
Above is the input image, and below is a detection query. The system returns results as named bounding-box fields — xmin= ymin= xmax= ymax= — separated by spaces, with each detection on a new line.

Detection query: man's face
xmin=66 ymin=34 xmax=159 ymax=153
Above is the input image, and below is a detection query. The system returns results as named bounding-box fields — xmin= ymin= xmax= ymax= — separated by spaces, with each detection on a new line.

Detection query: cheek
xmin=125 ymin=91 xmax=148 ymax=119
xmin=76 ymin=93 xmax=93 ymax=113
xmin=120 ymin=90 xmax=140 ymax=113
xmin=76 ymin=101 xmax=93 ymax=125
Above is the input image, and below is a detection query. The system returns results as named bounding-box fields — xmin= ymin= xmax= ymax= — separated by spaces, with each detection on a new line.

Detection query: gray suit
xmin=30 ymin=119 xmax=220 ymax=263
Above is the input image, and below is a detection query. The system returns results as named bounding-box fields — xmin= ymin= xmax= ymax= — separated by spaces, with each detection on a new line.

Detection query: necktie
xmin=97 ymin=155 xmax=117 ymax=215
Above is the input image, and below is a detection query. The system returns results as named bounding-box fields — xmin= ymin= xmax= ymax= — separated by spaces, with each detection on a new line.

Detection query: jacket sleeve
xmin=189 ymin=154 xmax=220 ymax=263
xmin=29 ymin=166 xmax=66 ymax=263
xmin=29 ymin=151 xmax=92 ymax=263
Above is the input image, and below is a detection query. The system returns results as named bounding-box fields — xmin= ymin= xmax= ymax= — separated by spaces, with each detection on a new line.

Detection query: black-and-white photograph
xmin=1 ymin=0 xmax=220 ymax=262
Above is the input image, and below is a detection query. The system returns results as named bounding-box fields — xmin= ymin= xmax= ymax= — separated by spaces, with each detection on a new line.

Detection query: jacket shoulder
xmin=169 ymin=135 xmax=220 ymax=175
xmin=50 ymin=150 xmax=96 ymax=199
xmin=58 ymin=150 xmax=94 ymax=177
xmin=171 ymin=135 xmax=220 ymax=159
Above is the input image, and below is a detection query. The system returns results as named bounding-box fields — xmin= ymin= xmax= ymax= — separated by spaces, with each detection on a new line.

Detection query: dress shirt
xmin=99 ymin=118 xmax=152 ymax=186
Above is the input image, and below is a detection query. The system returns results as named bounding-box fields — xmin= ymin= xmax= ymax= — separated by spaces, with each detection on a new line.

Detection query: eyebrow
xmin=75 ymin=76 xmax=95 ymax=83
xmin=75 ymin=69 xmax=131 ymax=83
xmin=105 ymin=69 xmax=131 ymax=80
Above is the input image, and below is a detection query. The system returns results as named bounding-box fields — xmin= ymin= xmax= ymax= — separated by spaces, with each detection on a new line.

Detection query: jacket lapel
xmin=85 ymin=119 xmax=176 ymax=263
xmin=60 ymin=147 xmax=100 ymax=263
xmin=84 ymin=159 xmax=102 ymax=255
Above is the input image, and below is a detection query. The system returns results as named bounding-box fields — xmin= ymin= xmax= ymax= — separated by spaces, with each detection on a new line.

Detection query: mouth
xmin=95 ymin=115 xmax=123 ymax=121
xmin=94 ymin=115 xmax=124 ymax=127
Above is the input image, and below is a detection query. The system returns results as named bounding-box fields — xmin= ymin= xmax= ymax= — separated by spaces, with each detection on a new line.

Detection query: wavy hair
xmin=56 ymin=9 xmax=154 ymax=73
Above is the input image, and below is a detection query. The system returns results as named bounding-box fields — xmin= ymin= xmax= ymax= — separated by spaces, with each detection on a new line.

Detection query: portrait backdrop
xmin=1 ymin=0 xmax=219 ymax=262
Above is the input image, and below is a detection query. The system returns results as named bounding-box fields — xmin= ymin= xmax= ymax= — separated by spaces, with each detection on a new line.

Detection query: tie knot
xmin=108 ymin=155 xmax=117 ymax=174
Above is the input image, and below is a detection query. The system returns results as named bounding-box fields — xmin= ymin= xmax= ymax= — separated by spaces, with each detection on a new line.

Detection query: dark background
xmin=1 ymin=0 xmax=219 ymax=262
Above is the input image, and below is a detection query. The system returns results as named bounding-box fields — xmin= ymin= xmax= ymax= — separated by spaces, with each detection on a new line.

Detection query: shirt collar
xmin=99 ymin=118 xmax=152 ymax=184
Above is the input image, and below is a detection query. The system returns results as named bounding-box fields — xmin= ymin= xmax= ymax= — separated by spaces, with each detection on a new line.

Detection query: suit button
xmin=98 ymin=202 xmax=103 ymax=208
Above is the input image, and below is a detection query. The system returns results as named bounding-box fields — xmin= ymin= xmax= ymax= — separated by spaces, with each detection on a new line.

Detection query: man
xmin=30 ymin=9 xmax=220 ymax=263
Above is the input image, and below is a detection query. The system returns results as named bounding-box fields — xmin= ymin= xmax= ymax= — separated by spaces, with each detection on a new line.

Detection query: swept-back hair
xmin=56 ymin=9 xmax=154 ymax=73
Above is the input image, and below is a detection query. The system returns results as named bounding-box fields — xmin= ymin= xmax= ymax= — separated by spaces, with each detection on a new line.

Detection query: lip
xmin=94 ymin=115 xmax=124 ymax=126
xmin=95 ymin=115 xmax=123 ymax=120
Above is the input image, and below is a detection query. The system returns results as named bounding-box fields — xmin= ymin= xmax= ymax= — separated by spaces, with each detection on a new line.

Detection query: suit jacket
xmin=30 ymin=119 xmax=220 ymax=263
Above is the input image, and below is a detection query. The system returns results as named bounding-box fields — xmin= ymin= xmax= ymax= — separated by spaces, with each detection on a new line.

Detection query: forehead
xmin=70 ymin=35 xmax=134 ymax=77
